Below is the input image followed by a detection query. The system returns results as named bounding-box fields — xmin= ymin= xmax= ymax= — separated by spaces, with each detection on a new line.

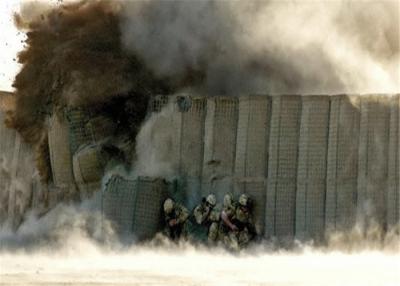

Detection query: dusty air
xmin=0 ymin=0 xmax=399 ymax=285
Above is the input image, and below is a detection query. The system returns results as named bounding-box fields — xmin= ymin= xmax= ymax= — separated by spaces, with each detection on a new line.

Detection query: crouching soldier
xmin=163 ymin=198 xmax=189 ymax=241
xmin=193 ymin=194 xmax=220 ymax=243
xmin=221 ymin=194 xmax=256 ymax=250
xmin=220 ymin=193 xmax=238 ymax=247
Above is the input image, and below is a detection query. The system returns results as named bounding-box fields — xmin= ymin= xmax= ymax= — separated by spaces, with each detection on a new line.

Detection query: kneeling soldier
xmin=163 ymin=198 xmax=189 ymax=241
xmin=221 ymin=194 xmax=256 ymax=250
xmin=193 ymin=194 xmax=220 ymax=243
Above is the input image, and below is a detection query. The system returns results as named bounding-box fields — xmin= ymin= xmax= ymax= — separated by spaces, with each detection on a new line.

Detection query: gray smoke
xmin=121 ymin=0 xmax=399 ymax=95
xmin=0 ymin=199 xmax=118 ymax=251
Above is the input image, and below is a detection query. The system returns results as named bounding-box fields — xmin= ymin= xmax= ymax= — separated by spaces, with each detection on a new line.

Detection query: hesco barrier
xmin=296 ymin=96 xmax=330 ymax=241
xmin=179 ymin=96 xmax=207 ymax=178
xmin=235 ymin=95 xmax=271 ymax=179
xmin=387 ymin=94 xmax=400 ymax=227
xmin=2 ymin=92 xmax=399 ymax=240
xmin=72 ymin=144 xmax=105 ymax=187
xmin=0 ymin=110 xmax=16 ymax=221
xmin=0 ymin=112 xmax=41 ymax=225
xmin=265 ymin=95 xmax=301 ymax=239
xmin=235 ymin=178 xmax=266 ymax=235
xmin=102 ymin=176 xmax=168 ymax=240
xmin=202 ymin=97 xmax=238 ymax=200
xmin=357 ymin=96 xmax=390 ymax=227
xmin=326 ymin=95 xmax=360 ymax=231
xmin=148 ymin=94 xmax=170 ymax=113
xmin=177 ymin=96 xmax=207 ymax=207
xmin=66 ymin=108 xmax=115 ymax=154
xmin=48 ymin=113 xmax=75 ymax=188
xmin=65 ymin=108 xmax=91 ymax=154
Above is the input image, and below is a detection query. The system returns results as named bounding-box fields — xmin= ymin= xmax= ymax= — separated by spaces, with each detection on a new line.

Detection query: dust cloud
xmin=1 ymin=248 xmax=399 ymax=286
xmin=1 ymin=1 xmax=399 ymax=284
xmin=7 ymin=0 xmax=400 ymax=182
xmin=1 ymin=198 xmax=399 ymax=285
xmin=121 ymin=0 xmax=399 ymax=95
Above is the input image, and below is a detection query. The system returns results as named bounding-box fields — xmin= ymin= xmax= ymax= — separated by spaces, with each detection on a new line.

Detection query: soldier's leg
xmin=163 ymin=226 xmax=172 ymax=239
xmin=238 ymin=229 xmax=250 ymax=248
xmin=208 ymin=222 xmax=219 ymax=243
xmin=227 ymin=231 xmax=240 ymax=251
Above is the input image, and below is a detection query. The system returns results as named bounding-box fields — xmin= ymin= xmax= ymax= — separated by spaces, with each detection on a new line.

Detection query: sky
xmin=0 ymin=0 xmax=68 ymax=91
xmin=0 ymin=0 xmax=25 ymax=91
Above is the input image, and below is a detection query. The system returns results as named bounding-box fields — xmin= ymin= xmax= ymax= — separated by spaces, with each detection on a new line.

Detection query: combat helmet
xmin=163 ymin=198 xmax=174 ymax=214
xmin=238 ymin=194 xmax=249 ymax=207
xmin=223 ymin=193 xmax=233 ymax=208
xmin=206 ymin=194 xmax=217 ymax=207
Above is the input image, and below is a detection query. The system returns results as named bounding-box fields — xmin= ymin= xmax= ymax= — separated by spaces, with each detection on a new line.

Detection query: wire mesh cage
xmin=102 ymin=175 xmax=168 ymax=241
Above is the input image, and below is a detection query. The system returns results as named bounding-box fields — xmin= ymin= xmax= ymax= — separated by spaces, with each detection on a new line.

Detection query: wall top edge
xmin=164 ymin=93 xmax=398 ymax=99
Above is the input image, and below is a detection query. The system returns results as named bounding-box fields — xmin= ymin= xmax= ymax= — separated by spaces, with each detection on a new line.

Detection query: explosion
xmin=6 ymin=0 xmax=399 ymax=183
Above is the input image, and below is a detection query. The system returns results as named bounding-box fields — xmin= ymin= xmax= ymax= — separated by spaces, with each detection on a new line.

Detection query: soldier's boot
xmin=238 ymin=229 xmax=251 ymax=248
xmin=227 ymin=231 xmax=240 ymax=251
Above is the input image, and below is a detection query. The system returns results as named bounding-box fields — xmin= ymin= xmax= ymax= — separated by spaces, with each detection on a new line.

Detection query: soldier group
xmin=162 ymin=193 xmax=256 ymax=250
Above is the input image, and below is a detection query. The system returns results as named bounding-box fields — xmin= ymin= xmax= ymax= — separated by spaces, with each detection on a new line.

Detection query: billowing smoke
xmin=7 ymin=0 xmax=399 ymax=181
xmin=7 ymin=0 xmax=171 ymax=181
xmin=120 ymin=0 xmax=399 ymax=95
xmin=2 ymin=0 xmax=399 ymax=257
xmin=0 ymin=199 xmax=118 ymax=251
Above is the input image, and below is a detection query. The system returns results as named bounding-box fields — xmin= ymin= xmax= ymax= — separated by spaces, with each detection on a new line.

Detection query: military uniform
xmin=163 ymin=198 xmax=189 ymax=241
xmin=193 ymin=194 xmax=220 ymax=243
xmin=219 ymin=194 xmax=236 ymax=245
xmin=222 ymin=194 xmax=256 ymax=250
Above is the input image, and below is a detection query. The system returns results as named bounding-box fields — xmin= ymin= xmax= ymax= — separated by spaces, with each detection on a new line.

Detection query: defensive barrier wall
xmin=148 ymin=94 xmax=399 ymax=242
xmin=1 ymin=92 xmax=399 ymax=241
xmin=0 ymin=92 xmax=43 ymax=227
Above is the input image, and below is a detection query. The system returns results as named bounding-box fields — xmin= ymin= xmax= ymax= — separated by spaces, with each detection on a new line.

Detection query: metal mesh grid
xmin=235 ymin=179 xmax=266 ymax=235
xmin=0 ymin=111 xmax=16 ymax=220
xmin=265 ymin=95 xmax=301 ymax=238
xmin=66 ymin=108 xmax=92 ymax=154
xmin=387 ymin=94 xmax=400 ymax=226
xmin=335 ymin=180 xmax=358 ymax=230
xmin=235 ymin=96 xmax=271 ymax=179
xmin=66 ymin=109 xmax=115 ymax=155
xmin=295 ymin=97 xmax=330 ymax=240
xmin=203 ymin=97 xmax=238 ymax=179
xmin=48 ymin=114 xmax=74 ymax=188
xmin=72 ymin=144 xmax=104 ymax=185
xmin=358 ymin=96 xmax=390 ymax=226
xmin=201 ymin=178 xmax=233 ymax=203
xmin=148 ymin=95 xmax=170 ymax=113
xmin=131 ymin=178 xmax=167 ymax=240
xmin=103 ymin=176 xmax=136 ymax=236
xmin=102 ymin=176 xmax=167 ymax=240
xmin=179 ymin=96 xmax=207 ymax=178
xmin=326 ymin=95 xmax=360 ymax=231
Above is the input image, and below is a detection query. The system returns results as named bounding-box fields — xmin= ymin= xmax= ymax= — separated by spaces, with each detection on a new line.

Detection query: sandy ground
xmin=1 ymin=248 xmax=399 ymax=286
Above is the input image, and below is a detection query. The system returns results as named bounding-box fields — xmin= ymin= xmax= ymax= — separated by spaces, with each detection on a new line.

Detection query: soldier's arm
xmin=176 ymin=206 xmax=189 ymax=224
xmin=193 ymin=205 xmax=203 ymax=224
xmin=221 ymin=210 xmax=238 ymax=231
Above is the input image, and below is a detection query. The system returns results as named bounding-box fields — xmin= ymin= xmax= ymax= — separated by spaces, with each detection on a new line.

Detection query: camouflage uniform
xmin=219 ymin=194 xmax=236 ymax=245
xmin=223 ymin=194 xmax=256 ymax=250
xmin=163 ymin=198 xmax=189 ymax=241
xmin=193 ymin=194 xmax=220 ymax=243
